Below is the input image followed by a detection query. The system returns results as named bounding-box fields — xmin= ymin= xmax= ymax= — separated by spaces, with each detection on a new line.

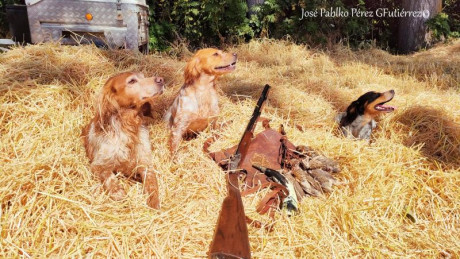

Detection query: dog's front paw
xmin=146 ymin=195 xmax=160 ymax=209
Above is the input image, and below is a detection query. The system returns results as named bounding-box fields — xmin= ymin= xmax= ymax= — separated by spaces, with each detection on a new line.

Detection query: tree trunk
xmin=247 ymin=0 xmax=264 ymax=15
xmin=398 ymin=0 xmax=442 ymax=54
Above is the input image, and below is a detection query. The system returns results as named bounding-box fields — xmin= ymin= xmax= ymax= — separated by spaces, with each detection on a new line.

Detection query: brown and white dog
xmin=82 ymin=72 xmax=164 ymax=209
xmin=164 ymin=48 xmax=237 ymax=154
xmin=336 ymin=90 xmax=396 ymax=139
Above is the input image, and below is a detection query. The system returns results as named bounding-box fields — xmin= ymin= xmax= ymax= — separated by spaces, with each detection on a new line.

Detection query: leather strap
xmin=255 ymin=184 xmax=288 ymax=216
xmin=239 ymin=181 xmax=288 ymax=230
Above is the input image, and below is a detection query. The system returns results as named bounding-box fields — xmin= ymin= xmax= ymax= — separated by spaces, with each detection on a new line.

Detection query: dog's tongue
xmin=375 ymin=104 xmax=396 ymax=111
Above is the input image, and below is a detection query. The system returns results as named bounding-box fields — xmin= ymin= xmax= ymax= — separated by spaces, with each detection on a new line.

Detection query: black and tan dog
xmin=336 ymin=90 xmax=396 ymax=139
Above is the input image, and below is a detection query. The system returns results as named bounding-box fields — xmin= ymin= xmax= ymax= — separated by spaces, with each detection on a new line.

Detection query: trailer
xmin=24 ymin=0 xmax=149 ymax=52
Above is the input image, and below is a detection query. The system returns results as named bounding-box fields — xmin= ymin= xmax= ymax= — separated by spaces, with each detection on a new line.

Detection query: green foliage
xmin=149 ymin=21 xmax=176 ymax=52
xmin=0 ymin=0 xmax=459 ymax=50
xmin=144 ymin=0 xmax=459 ymax=51
xmin=443 ymin=0 xmax=460 ymax=37
xmin=427 ymin=13 xmax=453 ymax=40
xmin=146 ymin=0 xmax=251 ymax=50
xmin=143 ymin=0 xmax=458 ymax=51
xmin=249 ymin=0 xmax=375 ymax=47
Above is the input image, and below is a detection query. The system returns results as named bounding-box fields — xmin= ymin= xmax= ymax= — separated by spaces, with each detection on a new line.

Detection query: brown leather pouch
xmin=205 ymin=118 xmax=341 ymax=225
xmin=204 ymin=120 xmax=297 ymax=220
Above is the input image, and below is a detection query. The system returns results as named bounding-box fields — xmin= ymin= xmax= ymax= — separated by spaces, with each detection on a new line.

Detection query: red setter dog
xmin=164 ymin=48 xmax=237 ymax=154
xmin=82 ymin=72 xmax=164 ymax=209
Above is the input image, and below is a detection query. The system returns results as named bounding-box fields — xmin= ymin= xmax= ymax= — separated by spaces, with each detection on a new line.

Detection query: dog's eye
xmin=128 ymin=78 xmax=137 ymax=84
xmin=213 ymin=52 xmax=219 ymax=56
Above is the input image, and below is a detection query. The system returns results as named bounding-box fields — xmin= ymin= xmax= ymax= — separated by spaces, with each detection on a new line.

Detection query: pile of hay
xmin=1 ymin=39 xmax=459 ymax=257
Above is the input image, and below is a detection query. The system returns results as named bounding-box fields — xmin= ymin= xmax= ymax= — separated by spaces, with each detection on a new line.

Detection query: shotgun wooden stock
xmin=209 ymin=85 xmax=271 ymax=259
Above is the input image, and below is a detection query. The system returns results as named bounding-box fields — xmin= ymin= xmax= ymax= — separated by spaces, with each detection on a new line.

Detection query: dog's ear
xmin=356 ymin=101 xmax=365 ymax=114
xmin=184 ymin=56 xmax=202 ymax=85
xmin=347 ymin=99 xmax=366 ymax=114
xmin=347 ymin=100 xmax=359 ymax=114
xmin=341 ymin=100 xmax=360 ymax=127
xmin=347 ymin=101 xmax=357 ymax=114
xmin=97 ymin=77 xmax=120 ymax=124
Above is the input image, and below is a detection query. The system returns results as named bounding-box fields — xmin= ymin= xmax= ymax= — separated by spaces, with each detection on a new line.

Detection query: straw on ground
xmin=1 ymin=39 xmax=459 ymax=258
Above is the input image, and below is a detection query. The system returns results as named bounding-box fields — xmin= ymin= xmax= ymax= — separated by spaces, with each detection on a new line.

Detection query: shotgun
xmin=209 ymin=84 xmax=271 ymax=259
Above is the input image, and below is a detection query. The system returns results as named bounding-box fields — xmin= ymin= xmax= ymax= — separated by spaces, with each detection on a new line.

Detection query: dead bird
xmin=291 ymin=166 xmax=322 ymax=197
xmin=253 ymin=165 xmax=299 ymax=214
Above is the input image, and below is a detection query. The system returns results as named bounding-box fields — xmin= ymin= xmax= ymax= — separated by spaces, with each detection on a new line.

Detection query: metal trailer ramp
xmin=25 ymin=0 xmax=149 ymax=51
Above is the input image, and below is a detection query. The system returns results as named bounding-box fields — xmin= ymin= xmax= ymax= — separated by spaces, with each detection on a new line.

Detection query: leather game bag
xmin=205 ymin=118 xmax=341 ymax=220
xmin=207 ymin=121 xmax=294 ymax=186
xmin=205 ymin=119 xmax=298 ymax=219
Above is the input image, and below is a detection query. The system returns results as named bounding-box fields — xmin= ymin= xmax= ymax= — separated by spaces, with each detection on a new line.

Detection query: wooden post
xmin=398 ymin=0 xmax=442 ymax=53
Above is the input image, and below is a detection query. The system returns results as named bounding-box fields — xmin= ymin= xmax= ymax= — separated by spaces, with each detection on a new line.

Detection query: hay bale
xmin=0 ymin=40 xmax=459 ymax=258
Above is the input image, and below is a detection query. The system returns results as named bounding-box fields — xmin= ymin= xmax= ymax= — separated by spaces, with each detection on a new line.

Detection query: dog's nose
xmin=155 ymin=77 xmax=164 ymax=84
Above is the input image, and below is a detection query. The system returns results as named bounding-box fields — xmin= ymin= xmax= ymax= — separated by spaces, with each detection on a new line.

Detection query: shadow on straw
xmin=393 ymin=106 xmax=460 ymax=168
xmin=328 ymin=43 xmax=460 ymax=90
xmin=1 ymin=45 xmax=110 ymax=87
xmin=220 ymin=82 xmax=266 ymax=103
xmin=300 ymin=81 xmax=351 ymax=112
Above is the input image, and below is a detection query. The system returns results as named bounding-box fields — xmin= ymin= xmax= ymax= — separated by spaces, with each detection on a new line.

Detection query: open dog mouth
xmin=374 ymin=98 xmax=396 ymax=112
xmin=215 ymin=61 xmax=237 ymax=71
